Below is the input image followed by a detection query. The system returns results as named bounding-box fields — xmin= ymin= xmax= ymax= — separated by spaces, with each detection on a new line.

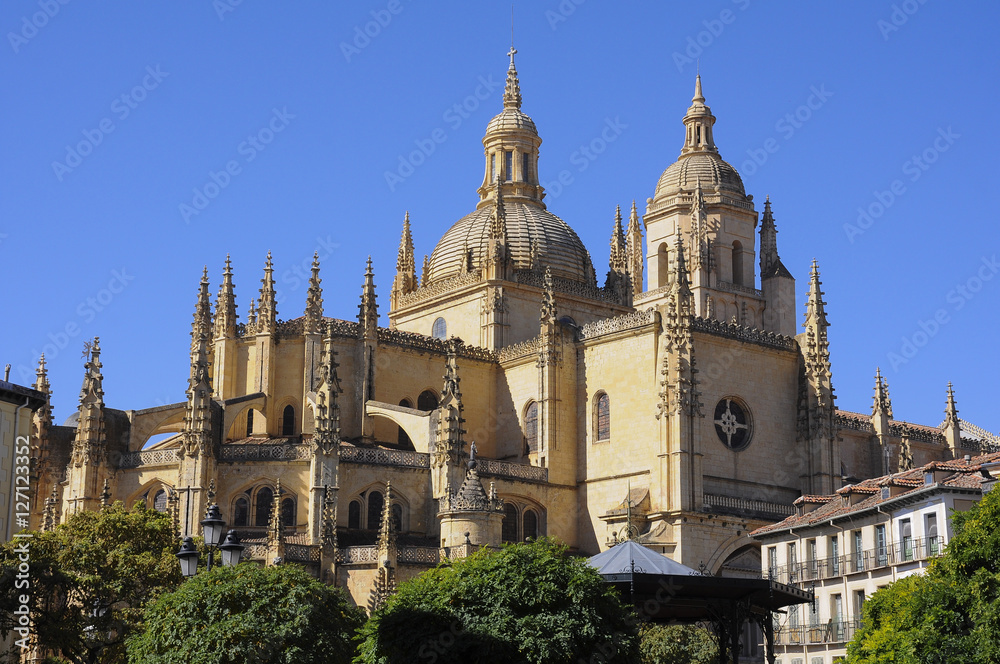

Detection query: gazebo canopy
xmin=588 ymin=540 xmax=699 ymax=577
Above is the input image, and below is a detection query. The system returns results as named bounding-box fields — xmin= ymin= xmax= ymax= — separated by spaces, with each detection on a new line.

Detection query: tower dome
xmin=652 ymin=75 xmax=745 ymax=201
xmin=426 ymin=48 xmax=596 ymax=286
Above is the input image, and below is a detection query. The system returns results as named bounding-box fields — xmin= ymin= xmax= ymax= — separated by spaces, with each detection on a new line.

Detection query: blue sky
xmin=2 ymin=1 xmax=998 ymax=434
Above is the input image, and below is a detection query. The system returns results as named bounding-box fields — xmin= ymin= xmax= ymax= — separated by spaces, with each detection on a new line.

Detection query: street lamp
xmin=175 ymin=505 xmax=245 ymax=577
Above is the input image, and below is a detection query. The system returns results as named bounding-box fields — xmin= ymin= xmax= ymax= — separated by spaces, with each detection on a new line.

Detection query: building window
xmin=831 ymin=594 xmax=844 ymax=640
xmin=788 ymin=543 xmax=798 ymax=582
xmin=522 ymin=152 xmax=531 ymax=184
xmin=875 ymin=525 xmax=888 ymax=566
xmin=854 ymin=589 xmax=865 ymax=623
xmin=348 ymin=500 xmax=361 ymax=529
xmin=926 ymin=513 xmax=939 ymax=556
xmin=432 ymin=317 xmax=447 ymax=340
xmin=594 ymin=393 xmax=610 ymax=442
xmin=246 ymin=409 xmax=254 ymax=437
xmin=491 ymin=153 xmax=496 ymax=181
xmin=900 ymin=519 xmax=913 ymax=561
xmin=830 ymin=535 xmax=840 ymax=576
xmin=713 ymin=397 xmax=753 ymax=450
xmin=767 ymin=546 xmax=777 ymax=578
xmin=807 ymin=539 xmax=817 ymax=579
xmin=732 ymin=241 xmax=744 ymax=286
xmin=153 ymin=489 xmax=168 ymax=513
xmin=398 ymin=398 xmax=413 ymax=448
xmin=233 ymin=497 xmax=249 ymax=527
xmin=523 ymin=509 xmax=538 ymax=541
xmin=281 ymin=497 xmax=295 ymax=528
xmin=657 ymin=243 xmax=669 ymax=288
xmin=525 ymin=401 xmax=539 ymax=454
xmin=502 ymin=504 xmax=519 ymax=543
xmin=255 ymin=487 xmax=273 ymax=527
xmin=504 ymin=150 xmax=513 ymax=181
xmin=367 ymin=491 xmax=384 ymax=531
xmin=417 ymin=390 xmax=439 ymax=411
xmin=281 ymin=405 xmax=295 ymax=436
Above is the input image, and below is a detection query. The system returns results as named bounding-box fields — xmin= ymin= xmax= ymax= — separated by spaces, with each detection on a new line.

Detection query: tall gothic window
xmin=281 ymin=497 xmax=296 ymax=528
xmin=732 ymin=241 xmax=744 ymax=286
xmin=504 ymin=151 xmax=513 ymax=181
xmin=525 ymin=401 xmax=539 ymax=454
xmin=502 ymin=504 xmax=519 ymax=543
xmin=153 ymin=489 xmax=168 ymax=513
xmin=246 ymin=409 xmax=254 ymax=437
xmin=255 ymin=487 xmax=273 ymax=527
xmin=367 ymin=491 xmax=384 ymax=531
xmin=432 ymin=317 xmax=447 ymax=340
xmin=233 ymin=497 xmax=249 ymax=527
xmin=595 ymin=393 xmax=610 ymax=442
xmin=281 ymin=405 xmax=295 ymax=436
xmin=348 ymin=500 xmax=361 ymax=529
xmin=523 ymin=509 xmax=538 ymax=541
xmin=417 ymin=390 xmax=439 ymax=412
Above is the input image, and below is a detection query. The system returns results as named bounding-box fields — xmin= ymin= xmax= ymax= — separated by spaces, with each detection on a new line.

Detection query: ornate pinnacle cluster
xmin=944 ymin=382 xmax=960 ymax=427
xmin=759 ymin=196 xmax=781 ymax=278
xmin=392 ymin=213 xmax=417 ymax=304
xmin=898 ymin=436 xmax=914 ymax=471
xmin=689 ymin=178 xmax=712 ymax=272
xmin=433 ymin=340 xmax=466 ymax=470
xmin=304 ymin=253 xmax=324 ymax=335
xmin=359 ymin=257 xmax=379 ymax=336
xmin=247 ymin=298 xmax=257 ymax=329
xmin=421 ymin=255 xmax=430 ymax=287
xmin=313 ymin=323 xmax=342 ymax=454
xmin=192 ymin=267 xmax=212 ymax=350
xmin=34 ymin=354 xmax=52 ymax=433
xmin=213 ymin=255 xmax=237 ymax=339
xmin=609 ymin=205 xmax=628 ymax=273
xmin=181 ymin=327 xmax=213 ymax=458
xmin=256 ymin=252 xmax=277 ymax=335
xmin=798 ymin=260 xmax=836 ymax=444
xmin=377 ymin=481 xmax=397 ymax=551
xmin=72 ymin=338 xmax=106 ymax=468
xmin=872 ymin=367 xmax=892 ymax=417
xmin=625 ymin=200 xmax=644 ymax=295
xmin=446 ymin=443 xmax=504 ymax=513
xmin=540 ymin=266 xmax=557 ymax=326
xmin=320 ymin=485 xmax=337 ymax=553
xmin=658 ymin=237 xmax=702 ymax=419
xmin=503 ymin=46 xmax=522 ymax=110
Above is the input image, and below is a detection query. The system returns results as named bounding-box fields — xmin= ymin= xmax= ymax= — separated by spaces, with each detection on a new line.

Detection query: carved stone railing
xmin=497 ymin=336 xmax=540 ymax=363
xmin=476 ymin=458 xmax=548 ymax=483
xmin=634 ymin=284 xmax=672 ymax=304
xmin=377 ymin=329 xmax=497 ymax=363
xmin=218 ymin=444 xmax=313 ymax=463
xmin=286 ymin=543 xmax=320 ymax=562
xmin=835 ymin=412 xmax=875 ymax=434
xmin=244 ymin=543 xmax=268 ymax=560
xmin=398 ymin=546 xmax=440 ymax=565
xmin=579 ymin=309 xmax=655 ymax=340
xmin=716 ymin=280 xmax=765 ymax=298
xmin=703 ymin=493 xmax=794 ymax=519
xmin=119 ymin=448 xmax=179 ymax=469
xmin=513 ymin=269 xmax=623 ymax=305
xmin=275 ymin=318 xmax=304 ymax=339
xmin=889 ymin=423 xmax=946 ymax=445
xmin=396 ymin=270 xmax=483 ymax=308
xmin=691 ymin=317 xmax=798 ymax=351
xmin=339 ymin=446 xmax=430 ymax=469
xmin=960 ymin=421 xmax=1000 ymax=448
xmin=337 ymin=546 xmax=378 ymax=564
xmin=645 ymin=191 xmax=755 ymax=216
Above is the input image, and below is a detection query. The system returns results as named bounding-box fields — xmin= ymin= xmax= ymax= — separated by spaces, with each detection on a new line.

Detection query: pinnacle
xmin=693 ymin=73 xmax=704 ymax=104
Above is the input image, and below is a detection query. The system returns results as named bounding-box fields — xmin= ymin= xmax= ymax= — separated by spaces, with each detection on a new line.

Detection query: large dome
xmin=485 ymin=107 xmax=537 ymax=134
xmin=427 ymin=201 xmax=595 ymax=285
xmin=654 ymin=152 xmax=745 ymax=200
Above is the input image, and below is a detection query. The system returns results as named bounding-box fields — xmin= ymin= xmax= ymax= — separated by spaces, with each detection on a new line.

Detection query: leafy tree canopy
xmin=127 ymin=562 xmax=365 ymax=664
xmin=356 ymin=538 xmax=640 ymax=664
xmin=638 ymin=624 xmax=718 ymax=664
xmin=0 ymin=502 xmax=182 ymax=664
xmin=847 ymin=485 xmax=1000 ymax=664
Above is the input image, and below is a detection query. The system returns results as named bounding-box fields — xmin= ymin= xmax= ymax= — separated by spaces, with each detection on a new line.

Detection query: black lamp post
xmin=175 ymin=505 xmax=245 ymax=577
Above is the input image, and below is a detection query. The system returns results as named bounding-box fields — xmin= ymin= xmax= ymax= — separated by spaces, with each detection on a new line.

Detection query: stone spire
xmin=625 ymin=200 xmax=644 ymax=295
xmin=359 ymin=257 xmax=379 ymax=337
xmin=485 ymin=179 xmax=511 ymax=280
xmin=503 ymin=46 xmax=521 ymax=110
xmin=804 ymin=260 xmax=830 ymax=333
xmin=944 ymin=382 xmax=959 ymax=426
xmin=213 ymin=255 xmax=237 ymax=340
xmin=192 ymin=267 xmax=212 ymax=350
xmin=377 ymin=481 xmax=397 ymax=552
xmin=943 ymin=382 xmax=962 ymax=455
xmin=256 ymin=252 xmax=277 ymax=335
xmin=180 ymin=328 xmax=213 ymax=458
xmin=759 ymin=196 xmax=780 ymax=277
xmin=247 ymin=298 xmax=257 ymax=330
xmin=658 ymin=237 xmax=701 ymax=419
xmin=872 ymin=367 xmax=892 ymax=418
xmin=313 ymin=323 xmax=342 ymax=455
xmin=72 ymin=338 xmax=106 ymax=467
xmin=421 ymin=254 xmax=430 ymax=288
xmin=391 ymin=213 xmax=417 ymax=308
xmin=606 ymin=205 xmax=631 ymax=306
xmin=33 ymin=354 xmax=52 ymax=434
xmin=370 ymin=482 xmax=398 ymax=612
xmin=681 ymin=74 xmax=717 ymax=155
xmin=304 ymin=252 xmax=324 ymax=335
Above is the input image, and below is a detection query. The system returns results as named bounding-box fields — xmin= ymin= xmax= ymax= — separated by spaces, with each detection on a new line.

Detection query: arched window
xmin=522 ymin=152 xmax=531 ymax=184
xmin=246 ymin=409 xmax=254 ymax=437
xmin=391 ymin=503 xmax=403 ymax=532
xmin=153 ymin=489 xmax=168 ymax=513
xmin=281 ymin=405 xmax=295 ymax=436
xmin=367 ymin=491 xmax=384 ymax=530
xmin=523 ymin=509 xmax=538 ymax=541
xmin=732 ymin=241 xmax=744 ymax=286
xmin=233 ymin=497 xmax=249 ymax=527
xmin=595 ymin=393 xmax=611 ymax=442
xmin=504 ymin=150 xmax=513 ymax=181
xmin=657 ymin=243 xmax=669 ymax=288
xmin=432 ymin=317 xmax=447 ymax=340
xmin=348 ymin=500 xmax=362 ymax=530
xmin=525 ymin=401 xmax=539 ymax=454
xmin=502 ymin=504 xmax=519 ymax=543
xmin=417 ymin=390 xmax=439 ymax=412
xmin=255 ymin=487 xmax=273 ymax=527
xmin=281 ymin=497 xmax=295 ymax=528
xmin=398 ymin=398 xmax=413 ymax=448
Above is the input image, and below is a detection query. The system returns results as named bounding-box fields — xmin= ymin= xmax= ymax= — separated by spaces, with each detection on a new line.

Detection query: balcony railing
xmin=766 ymin=536 xmax=944 ymax=584
xmin=774 ymin=619 xmax=862 ymax=646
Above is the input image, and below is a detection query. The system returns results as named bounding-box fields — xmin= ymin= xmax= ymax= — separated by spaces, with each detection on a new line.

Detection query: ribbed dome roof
xmin=654 ymin=153 xmax=745 ymax=200
xmin=485 ymin=108 xmax=537 ymax=134
xmin=427 ymin=201 xmax=594 ymax=285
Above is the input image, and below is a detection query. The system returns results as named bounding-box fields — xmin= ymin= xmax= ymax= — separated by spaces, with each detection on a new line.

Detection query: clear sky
xmin=2 ymin=1 xmax=998 ymax=435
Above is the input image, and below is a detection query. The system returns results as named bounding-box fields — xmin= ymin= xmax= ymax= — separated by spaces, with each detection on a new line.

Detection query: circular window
xmin=713 ymin=397 xmax=753 ymax=451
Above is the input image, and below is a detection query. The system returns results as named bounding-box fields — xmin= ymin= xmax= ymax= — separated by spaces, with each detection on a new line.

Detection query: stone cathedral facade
xmin=25 ymin=51 xmax=995 ymax=609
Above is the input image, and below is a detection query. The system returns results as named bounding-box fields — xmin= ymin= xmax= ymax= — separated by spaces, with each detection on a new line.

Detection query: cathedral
xmin=25 ymin=48 xmax=994 ymax=608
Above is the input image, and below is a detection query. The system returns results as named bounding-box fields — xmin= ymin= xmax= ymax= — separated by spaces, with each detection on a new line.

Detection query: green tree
xmin=638 ymin=624 xmax=717 ymax=664
xmin=127 ymin=563 xmax=365 ymax=664
xmin=356 ymin=538 xmax=640 ymax=664
xmin=0 ymin=502 xmax=182 ymax=664
xmin=847 ymin=485 xmax=1000 ymax=664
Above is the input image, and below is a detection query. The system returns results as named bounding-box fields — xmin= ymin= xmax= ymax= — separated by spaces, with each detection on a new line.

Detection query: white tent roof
xmin=588 ymin=540 xmax=699 ymax=576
